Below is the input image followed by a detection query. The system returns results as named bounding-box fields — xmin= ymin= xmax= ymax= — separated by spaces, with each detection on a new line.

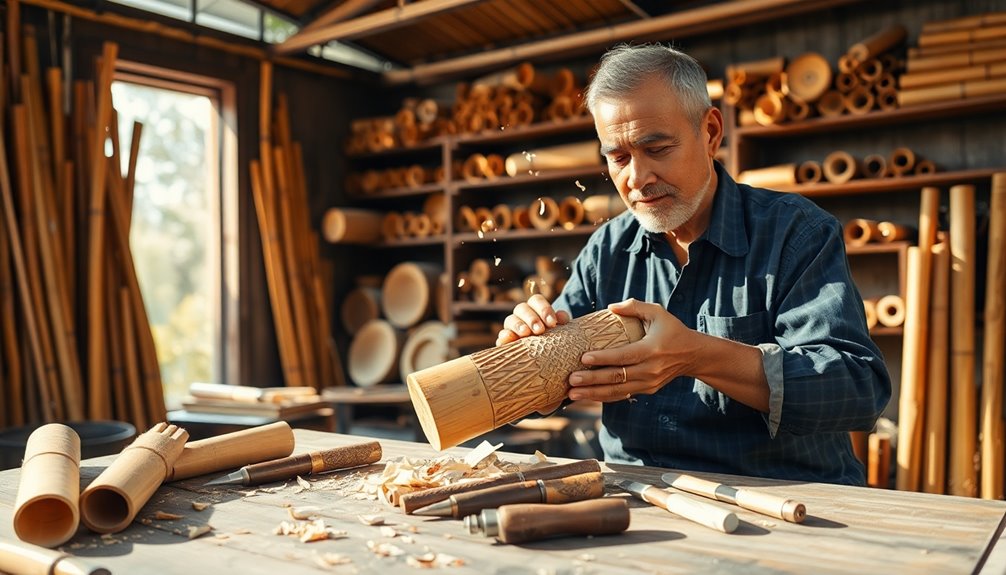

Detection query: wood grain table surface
xmin=1 ymin=429 xmax=1004 ymax=574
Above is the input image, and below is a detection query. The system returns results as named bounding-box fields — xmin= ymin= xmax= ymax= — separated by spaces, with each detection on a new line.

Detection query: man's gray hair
xmin=585 ymin=43 xmax=712 ymax=129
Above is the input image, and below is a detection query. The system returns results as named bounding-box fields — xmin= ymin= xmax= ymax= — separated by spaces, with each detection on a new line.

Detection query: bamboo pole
xmin=948 ymin=184 xmax=977 ymax=498
xmin=120 ymin=285 xmax=147 ymax=431
xmin=980 ymin=172 xmax=1006 ymax=500
xmin=46 ymin=68 xmax=64 ymax=227
xmin=0 ymin=214 xmax=23 ymax=426
xmin=923 ymin=236 xmax=950 ymax=494
xmin=87 ymin=42 xmax=118 ymax=421
xmin=105 ymin=255 xmax=128 ymax=423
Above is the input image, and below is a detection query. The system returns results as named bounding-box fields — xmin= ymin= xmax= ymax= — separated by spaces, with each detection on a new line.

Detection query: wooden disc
xmin=348 ymin=319 xmax=403 ymax=387
xmin=785 ymin=52 xmax=832 ymax=103
xmin=341 ymin=287 xmax=381 ymax=335
xmin=382 ymin=262 xmax=441 ymax=328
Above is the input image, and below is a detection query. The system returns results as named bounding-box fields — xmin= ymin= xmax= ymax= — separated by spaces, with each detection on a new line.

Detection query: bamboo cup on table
xmin=167 ymin=421 xmax=295 ymax=482
xmin=0 ymin=538 xmax=109 ymax=575
xmin=80 ymin=423 xmax=188 ymax=534
xmin=13 ymin=424 xmax=80 ymax=548
xmin=407 ymin=309 xmax=644 ymax=450
xmin=503 ymin=141 xmax=601 ymax=177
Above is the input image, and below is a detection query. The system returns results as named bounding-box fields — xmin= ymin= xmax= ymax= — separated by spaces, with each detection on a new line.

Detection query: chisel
xmin=204 ymin=441 xmax=381 ymax=486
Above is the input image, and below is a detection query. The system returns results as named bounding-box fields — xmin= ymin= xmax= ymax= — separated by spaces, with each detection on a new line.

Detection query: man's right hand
xmin=495 ymin=294 xmax=571 ymax=346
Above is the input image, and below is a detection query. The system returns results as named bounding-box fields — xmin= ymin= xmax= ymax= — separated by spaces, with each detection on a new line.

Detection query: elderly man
xmin=497 ymin=44 xmax=890 ymax=485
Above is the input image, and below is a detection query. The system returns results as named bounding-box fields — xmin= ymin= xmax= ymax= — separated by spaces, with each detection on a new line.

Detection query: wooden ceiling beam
xmin=301 ymin=0 xmax=385 ymax=33
xmin=274 ymin=0 xmax=487 ymax=55
xmin=383 ymin=0 xmax=867 ymax=85
xmin=615 ymin=0 xmax=651 ymax=19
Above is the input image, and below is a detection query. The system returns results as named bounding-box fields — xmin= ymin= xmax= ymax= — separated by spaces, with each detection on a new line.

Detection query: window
xmin=112 ymin=63 xmax=238 ymax=409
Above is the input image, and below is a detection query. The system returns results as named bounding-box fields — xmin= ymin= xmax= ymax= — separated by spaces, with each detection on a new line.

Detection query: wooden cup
xmin=13 ymin=424 xmax=81 ymax=548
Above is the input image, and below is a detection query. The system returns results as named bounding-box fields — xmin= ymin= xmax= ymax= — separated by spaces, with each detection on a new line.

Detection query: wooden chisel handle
xmin=641 ymin=486 xmax=738 ymax=533
xmin=662 ymin=472 xmax=806 ymax=523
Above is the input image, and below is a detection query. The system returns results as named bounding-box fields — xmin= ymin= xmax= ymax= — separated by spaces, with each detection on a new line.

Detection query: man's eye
xmin=607 ymin=155 xmax=629 ymax=166
xmin=648 ymin=146 xmax=670 ymax=155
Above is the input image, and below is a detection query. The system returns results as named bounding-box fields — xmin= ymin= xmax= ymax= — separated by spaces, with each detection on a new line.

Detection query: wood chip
xmin=273 ymin=519 xmax=347 ymax=543
xmin=379 ymin=526 xmax=397 ymax=538
xmin=406 ymin=552 xmax=466 ymax=568
xmin=187 ymin=525 xmax=213 ymax=539
xmin=154 ymin=511 xmax=183 ymax=520
xmin=233 ymin=528 xmax=252 ymax=535
xmin=366 ymin=540 xmax=404 ymax=557
xmin=192 ymin=502 xmax=211 ymax=511
xmin=358 ymin=514 xmax=385 ymax=526
xmin=314 ymin=553 xmax=352 ymax=567
xmin=296 ymin=476 xmax=312 ymax=490
xmin=289 ymin=506 xmax=321 ymax=520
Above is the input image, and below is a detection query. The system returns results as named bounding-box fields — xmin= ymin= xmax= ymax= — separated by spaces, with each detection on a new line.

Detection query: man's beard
xmin=629 ymin=171 xmax=712 ymax=234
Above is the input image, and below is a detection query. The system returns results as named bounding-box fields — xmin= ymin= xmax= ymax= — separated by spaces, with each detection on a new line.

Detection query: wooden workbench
xmin=1 ymin=429 xmax=1004 ymax=574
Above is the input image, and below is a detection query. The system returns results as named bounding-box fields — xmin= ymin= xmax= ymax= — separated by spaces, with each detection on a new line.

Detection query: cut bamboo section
xmin=168 ymin=421 xmax=295 ymax=481
xmin=878 ymin=222 xmax=915 ymax=242
xmin=948 ymin=184 xmax=977 ymax=498
xmin=843 ymin=86 xmax=875 ymax=115
xmin=322 ymin=208 xmax=383 ymax=244
xmin=898 ymin=76 xmax=1006 ymax=107
xmin=923 ymin=237 xmax=950 ymax=495
xmin=868 ymin=432 xmax=891 ymax=488
xmin=80 ymin=423 xmax=189 ymax=534
xmin=796 ymin=161 xmax=822 ymax=184
xmin=843 ymin=218 xmax=882 ymax=246
xmin=862 ymin=154 xmax=887 ymax=179
xmin=727 ymin=57 xmax=785 ymax=85
xmin=980 ymin=172 xmax=1006 ymax=500
xmin=340 ymin=286 xmax=380 ymax=335
xmin=848 ymin=25 xmax=907 ymax=64
xmin=348 ymin=319 xmax=403 ymax=387
xmin=503 ymin=141 xmax=601 ymax=177
xmin=407 ymin=309 xmax=644 ymax=450
xmin=736 ymin=164 xmax=797 ymax=189
xmin=876 ymin=294 xmax=906 ymax=328
xmin=823 ymin=151 xmax=861 ymax=184
xmin=13 ymin=424 xmax=80 ymax=547
xmin=490 ymin=204 xmax=512 ymax=232
xmin=382 ymin=261 xmax=442 ymax=329
xmin=557 ymin=197 xmax=584 ymax=229
xmin=889 ymin=147 xmax=916 ymax=176
xmin=785 ymin=52 xmax=831 ymax=103
xmin=528 ymin=197 xmax=560 ymax=230
xmin=816 ymin=90 xmax=846 ymax=117
xmin=907 ymin=46 xmax=1006 ymax=73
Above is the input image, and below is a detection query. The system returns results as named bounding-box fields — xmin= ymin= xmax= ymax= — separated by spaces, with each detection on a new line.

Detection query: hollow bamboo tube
xmin=512 ymin=206 xmax=531 ymax=229
xmin=786 ymin=97 xmax=811 ymax=122
xmin=0 ymin=539 xmax=109 ymax=575
xmin=753 ymin=92 xmax=786 ymax=126
xmin=816 ymin=90 xmax=846 ymax=117
xmin=785 ymin=52 xmax=831 ymax=103
xmin=736 ymin=164 xmax=798 ymax=189
xmin=907 ymin=46 xmax=1006 ymax=73
xmin=868 ymin=432 xmax=891 ymax=488
xmin=835 ymin=71 xmax=859 ymax=93
xmin=582 ymin=194 xmax=626 ymax=224
xmin=923 ymin=238 xmax=950 ymax=495
xmin=914 ymin=159 xmax=937 ymax=175
xmin=407 ymin=309 xmax=644 ymax=450
xmin=843 ymin=86 xmax=875 ymax=115
xmin=900 ymin=62 xmax=1004 ymax=90
xmin=889 ymin=147 xmax=916 ymax=176
xmin=491 ymin=204 xmax=512 ymax=232
xmin=322 ymin=208 xmax=383 ymax=244
xmin=919 ymin=25 xmax=1006 ymax=48
xmin=980 ymin=173 xmax=1006 ymax=500
xmin=876 ymin=294 xmax=906 ymax=327
xmin=406 ymin=213 xmax=432 ymax=237
xmin=876 ymin=89 xmax=899 ymax=111
xmin=843 ymin=219 xmax=881 ymax=246
xmin=862 ymin=154 xmax=888 ymax=179
xmin=823 ymin=151 xmax=861 ymax=184
xmin=922 ymin=12 xmax=1006 ymax=34
xmin=457 ymin=205 xmax=479 ymax=232
xmin=557 ymin=197 xmax=584 ymax=229
xmin=80 ymin=423 xmax=189 ymax=534
xmin=898 ymin=77 xmax=1006 ymax=107
xmin=462 ymin=153 xmax=489 ymax=182
xmin=168 ymin=421 xmax=295 ymax=481
xmin=528 ymin=197 xmax=560 ymax=230
xmin=948 ymin=184 xmax=977 ymax=498
xmin=857 ymin=59 xmax=884 ymax=84
xmin=381 ymin=211 xmax=405 ymax=240
xmin=878 ymin=222 xmax=915 ymax=242
xmin=381 ymin=261 xmax=442 ymax=329
xmin=896 ymin=247 xmax=927 ymax=491
xmin=504 ymin=141 xmax=601 ymax=177
xmin=726 ymin=57 xmax=785 ymax=85
xmin=13 ymin=424 xmax=80 ymax=548
xmin=348 ymin=319 xmax=403 ymax=387
xmin=471 ymin=62 xmax=535 ymax=93
xmin=341 ymin=286 xmax=380 ymax=336
xmin=863 ymin=298 xmax=878 ymax=330
xmin=848 ymin=25 xmax=907 ymax=63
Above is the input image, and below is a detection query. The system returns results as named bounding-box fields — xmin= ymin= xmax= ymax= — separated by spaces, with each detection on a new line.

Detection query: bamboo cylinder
xmin=923 ymin=238 xmax=950 ymax=494
xmin=423 ymin=194 xmax=447 ymax=233
xmin=457 ymin=205 xmax=479 ymax=233
xmin=863 ymin=154 xmax=888 ymax=178
xmin=949 ymin=184 xmax=977 ymax=498
xmin=168 ymin=421 xmax=295 ymax=481
xmin=322 ymin=208 xmax=383 ymax=244
xmin=848 ymin=25 xmax=908 ymax=63
xmin=899 ymin=63 xmax=988 ymax=90
xmin=0 ymin=539 xmax=109 ymax=575
xmin=382 ymin=262 xmax=442 ymax=328
xmin=920 ymin=25 xmax=1006 ymax=48
xmin=399 ymin=321 xmax=451 ymax=383
xmin=863 ymin=298 xmax=878 ymax=330
xmin=981 ymin=172 xmax=1006 ymax=500
xmin=914 ymin=159 xmax=937 ymax=175
xmin=736 ymin=164 xmax=798 ymax=188
xmin=823 ymin=151 xmax=861 ymax=184
xmin=907 ymin=46 xmax=1006 ymax=73
xmin=878 ymin=221 xmax=915 ymax=242
xmin=582 ymin=194 xmax=626 ymax=224
xmin=408 ymin=213 xmax=433 ymax=237
xmin=341 ymin=286 xmax=380 ymax=335
xmin=512 ymin=206 xmax=531 ymax=229
xmin=753 ymin=92 xmax=787 ymax=125
xmin=348 ymin=319 xmax=405 ymax=387
xmin=922 ymin=12 xmax=1006 ymax=34
xmin=727 ymin=57 xmax=785 ymax=85
xmin=491 ymin=204 xmax=513 ymax=232
xmin=80 ymin=423 xmax=189 ymax=534
xmin=843 ymin=86 xmax=875 ymax=115
xmin=785 ymin=52 xmax=831 ymax=103
xmin=843 ymin=218 xmax=881 ymax=246
xmin=557 ymin=196 xmax=584 ymax=229
xmin=786 ymin=96 xmax=812 ymax=122
xmin=876 ymin=294 xmax=906 ymax=327
xmin=876 ymin=89 xmax=899 ymax=111
xmin=889 ymin=147 xmax=916 ymax=176
xmin=857 ymin=59 xmax=884 ymax=84
xmin=474 ymin=207 xmax=495 ymax=232
xmin=835 ymin=71 xmax=859 ymax=93
xmin=796 ymin=161 xmax=822 ymax=184
xmin=816 ymin=90 xmax=846 ymax=117
xmin=13 ymin=424 xmax=80 ymax=547
xmin=868 ymin=432 xmax=891 ymax=488
xmin=503 ymin=141 xmax=601 ymax=177
xmin=407 ymin=309 xmax=644 ymax=450
xmin=528 ymin=197 xmax=560 ymax=230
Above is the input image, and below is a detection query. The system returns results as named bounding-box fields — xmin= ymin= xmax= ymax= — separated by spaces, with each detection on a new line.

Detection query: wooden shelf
xmin=375 ymin=235 xmax=446 ymax=248
xmin=846 ymin=240 xmax=909 ymax=256
xmin=454 ymin=116 xmax=594 ymax=146
xmin=777 ymin=169 xmax=1002 ymax=198
xmin=453 ymin=165 xmax=607 ymax=192
xmin=453 ymin=301 xmax=515 ymax=313
xmin=346 ymin=139 xmax=443 ymax=159
xmin=734 ymin=94 xmax=1006 ymax=139
xmin=453 ymin=224 xmax=598 ymax=245
xmin=870 ymin=326 xmax=903 ymax=337
xmin=348 ymin=183 xmax=444 ymax=200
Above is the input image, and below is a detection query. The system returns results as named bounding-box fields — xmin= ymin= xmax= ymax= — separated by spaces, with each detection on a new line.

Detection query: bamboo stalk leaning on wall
xmin=948 ymin=184 xmax=977 ymax=498
xmin=923 ymin=232 xmax=950 ymax=495
xmin=980 ymin=172 xmax=1006 ymax=500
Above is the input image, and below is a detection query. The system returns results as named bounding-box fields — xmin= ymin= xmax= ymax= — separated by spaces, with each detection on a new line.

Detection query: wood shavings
xmin=296 ymin=476 xmax=312 ymax=490
xmin=379 ymin=526 xmax=398 ymax=538
xmin=188 ymin=525 xmax=213 ymax=539
xmin=406 ymin=553 xmax=466 ymax=569
xmin=358 ymin=514 xmax=385 ymax=526
xmin=139 ymin=518 xmax=153 ymax=525
xmin=273 ymin=519 xmax=348 ymax=543
xmin=367 ymin=540 xmax=405 ymax=557
xmin=314 ymin=553 xmax=353 ymax=568
xmin=233 ymin=528 xmax=252 ymax=535
xmin=400 ymin=535 xmax=415 ymax=544
xmin=289 ymin=506 xmax=321 ymax=520
xmin=154 ymin=511 xmax=184 ymax=520
xmin=192 ymin=502 xmax=211 ymax=511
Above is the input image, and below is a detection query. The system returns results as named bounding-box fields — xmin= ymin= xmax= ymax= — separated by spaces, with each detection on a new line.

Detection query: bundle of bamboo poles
xmin=249 ymin=62 xmax=344 ymax=391
xmin=0 ymin=33 xmax=165 ymax=428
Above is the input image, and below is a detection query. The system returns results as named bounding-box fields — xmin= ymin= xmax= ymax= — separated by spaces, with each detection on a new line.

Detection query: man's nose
xmin=626 ymin=157 xmax=656 ymax=191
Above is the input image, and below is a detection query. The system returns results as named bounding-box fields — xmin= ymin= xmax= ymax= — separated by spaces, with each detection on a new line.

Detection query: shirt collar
xmin=625 ymin=162 xmax=749 ymax=258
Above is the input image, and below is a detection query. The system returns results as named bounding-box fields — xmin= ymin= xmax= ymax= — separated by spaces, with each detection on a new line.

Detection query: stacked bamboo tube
xmin=899 ymin=11 xmax=1006 ymax=108
xmin=0 ymin=34 xmax=165 ymax=428
xmin=250 ymin=62 xmax=344 ymax=391
xmin=455 ymin=195 xmax=590 ymax=237
xmin=738 ymin=146 xmax=935 ymax=189
xmin=345 ymin=164 xmax=437 ymax=194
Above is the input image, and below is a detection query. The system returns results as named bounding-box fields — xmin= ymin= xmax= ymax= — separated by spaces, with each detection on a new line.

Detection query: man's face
xmin=594 ymin=76 xmax=722 ymax=234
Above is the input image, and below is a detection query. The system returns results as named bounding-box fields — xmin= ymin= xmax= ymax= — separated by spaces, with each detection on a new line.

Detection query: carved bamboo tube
xmin=504 ymin=141 xmax=601 ymax=177
xmin=407 ymin=309 xmax=644 ymax=450
xmin=13 ymin=424 xmax=80 ymax=547
xmin=80 ymin=423 xmax=189 ymax=534
xmin=167 ymin=422 xmax=295 ymax=482
xmin=863 ymin=298 xmax=878 ymax=330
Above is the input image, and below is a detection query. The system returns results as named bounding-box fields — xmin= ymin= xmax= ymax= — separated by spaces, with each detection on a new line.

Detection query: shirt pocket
xmin=698 ymin=311 xmax=772 ymax=345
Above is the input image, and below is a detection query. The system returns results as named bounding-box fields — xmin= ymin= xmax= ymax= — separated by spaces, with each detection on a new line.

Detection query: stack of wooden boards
xmin=180 ymin=382 xmax=327 ymax=418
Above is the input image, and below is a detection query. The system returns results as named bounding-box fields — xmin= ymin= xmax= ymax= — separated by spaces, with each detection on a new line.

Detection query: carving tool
xmin=203 ymin=441 xmax=381 ymax=486
xmin=661 ymin=472 xmax=806 ymax=523
xmin=413 ymin=471 xmax=604 ymax=517
xmin=612 ymin=478 xmax=738 ymax=533
xmin=463 ymin=498 xmax=630 ymax=544
xmin=0 ymin=538 xmax=110 ymax=575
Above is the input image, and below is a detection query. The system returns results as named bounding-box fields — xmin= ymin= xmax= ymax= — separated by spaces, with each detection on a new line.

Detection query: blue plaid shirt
xmin=554 ymin=163 xmax=891 ymax=485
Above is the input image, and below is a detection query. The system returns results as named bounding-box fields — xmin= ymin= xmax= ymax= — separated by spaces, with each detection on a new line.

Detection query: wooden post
xmin=948 ymin=184 xmax=977 ymax=498
xmin=980 ymin=173 xmax=1006 ymax=500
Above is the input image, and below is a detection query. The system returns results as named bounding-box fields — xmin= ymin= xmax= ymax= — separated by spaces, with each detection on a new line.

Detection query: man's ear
xmin=704 ymin=107 xmax=724 ymax=157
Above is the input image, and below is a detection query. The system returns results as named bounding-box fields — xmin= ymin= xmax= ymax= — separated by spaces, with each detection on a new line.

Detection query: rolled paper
xmin=167 ymin=422 xmax=295 ymax=482
xmin=844 ymin=218 xmax=882 ymax=246
xmin=504 ymin=141 xmax=601 ymax=177
xmin=876 ymin=294 xmax=906 ymax=327
xmin=80 ymin=423 xmax=189 ymax=534
xmin=322 ymin=208 xmax=383 ymax=244
xmin=13 ymin=424 xmax=81 ymax=548
xmin=407 ymin=309 xmax=645 ymax=450
xmin=785 ymin=52 xmax=831 ymax=103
